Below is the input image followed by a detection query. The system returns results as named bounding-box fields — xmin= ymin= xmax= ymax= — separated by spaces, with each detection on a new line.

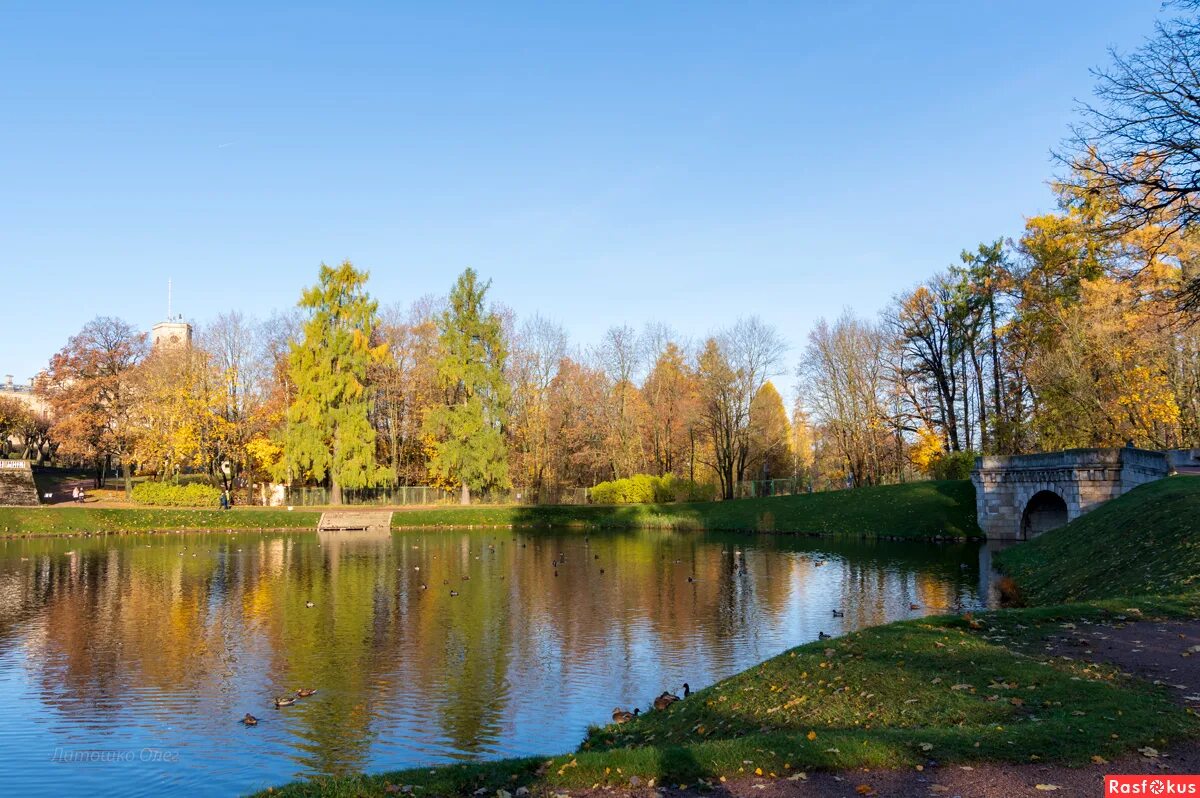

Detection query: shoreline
xmin=0 ymin=479 xmax=983 ymax=541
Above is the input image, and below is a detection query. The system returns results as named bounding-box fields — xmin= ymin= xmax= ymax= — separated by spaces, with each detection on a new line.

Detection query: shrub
xmin=131 ymin=481 xmax=222 ymax=508
xmin=931 ymin=450 xmax=978 ymax=481
xmin=589 ymin=474 xmax=716 ymax=504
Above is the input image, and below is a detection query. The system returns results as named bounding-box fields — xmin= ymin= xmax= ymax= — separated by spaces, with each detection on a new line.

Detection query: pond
xmin=0 ymin=528 xmax=993 ymax=797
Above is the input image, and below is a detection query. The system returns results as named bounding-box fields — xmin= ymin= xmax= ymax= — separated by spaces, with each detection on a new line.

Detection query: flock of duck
xmin=238 ymin=688 xmax=318 ymax=726
xmin=612 ymin=682 xmax=691 ymax=724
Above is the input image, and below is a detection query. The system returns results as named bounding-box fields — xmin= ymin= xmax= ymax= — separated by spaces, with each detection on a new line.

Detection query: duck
xmin=653 ymin=691 xmax=681 ymax=711
xmin=687 ymin=576 xmax=696 ymax=583
xmin=305 ymin=601 xmax=315 ymax=608
xmin=295 ymin=688 xmax=317 ymax=698
xmin=274 ymin=696 xmax=296 ymax=708
xmin=909 ymin=603 xmax=921 ymax=610
xmin=450 ymin=590 xmax=459 ymax=597
xmin=831 ymin=609 xmax=845 ymax=618
xmin=240 ymin=713 xmax=259 ymax=726
xmin=612 ymin=707 xmax=640 ymax=724
xmin=818 ymin=631 xmax=832 ymax=640
xmin=683 ymin=683 xmax=691 ymax=697
xmin=420 ymin=583 xmax=427 ymax=590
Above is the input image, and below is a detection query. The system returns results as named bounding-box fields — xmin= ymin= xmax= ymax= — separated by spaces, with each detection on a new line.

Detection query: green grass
xmin=997 ymin=476 xmax=1200 ymax=604
xmin=255 ymin=599 xmax=1198 ymax=797
xmin=392 ymin=480 xmax=981 ymax=539
xmin=0 ymin=506 xmax=322 ymax=536
xmin=1 ymin=479 xmax=979 ymax=540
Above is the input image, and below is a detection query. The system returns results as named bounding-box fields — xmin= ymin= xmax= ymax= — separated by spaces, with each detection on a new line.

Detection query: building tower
xmin=151 ymin=278 xmax=193 ymax=349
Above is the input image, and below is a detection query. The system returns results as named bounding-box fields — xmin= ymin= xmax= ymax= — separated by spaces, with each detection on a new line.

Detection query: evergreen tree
xmin=424 ymin=269 xmax=510 ymax=503
xmin=285 ymin=261 xmax=391 ymax=504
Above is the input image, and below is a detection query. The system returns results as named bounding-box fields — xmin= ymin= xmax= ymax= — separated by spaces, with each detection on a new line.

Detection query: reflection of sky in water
xmin=0 ymin=530 xmax=988 ymax=797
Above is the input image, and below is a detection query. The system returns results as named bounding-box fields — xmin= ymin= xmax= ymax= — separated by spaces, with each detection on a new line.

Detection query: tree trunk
xmin=331 ymin=476 xmax=342 ymax=505
xmin=460 ymin=483 xmax=470 ymax=505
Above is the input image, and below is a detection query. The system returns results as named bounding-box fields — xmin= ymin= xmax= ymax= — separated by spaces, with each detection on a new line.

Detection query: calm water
xmin=0 ymin=528 xmax=992 ymax=797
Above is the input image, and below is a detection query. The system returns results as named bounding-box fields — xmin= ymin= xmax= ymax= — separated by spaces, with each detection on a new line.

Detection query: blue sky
xmin=0 ymin=1 xmax=1165 ymax=395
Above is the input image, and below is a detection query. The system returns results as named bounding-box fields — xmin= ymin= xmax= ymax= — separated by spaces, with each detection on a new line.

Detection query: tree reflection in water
xmin=0 ymin=528 xmax=986 ymax=797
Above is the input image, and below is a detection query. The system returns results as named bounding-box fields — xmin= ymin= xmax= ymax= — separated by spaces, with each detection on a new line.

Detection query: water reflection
xmin=0 ymin=529 xmax=988 ymax=797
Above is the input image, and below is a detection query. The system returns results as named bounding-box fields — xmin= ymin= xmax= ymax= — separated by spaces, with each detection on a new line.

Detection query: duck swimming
xmin=305 ymin=601 xmax=315 ymax=608
xmin=818 ymin=631 xmax=832 ymax=640
xmin=274 ymin=697 xmax=296 ymax=708
xmin=295 ymin=688 xmax=317 ymax=698
xmin=831 ymin=609 xmax=844 ymax=617
xmin=240 ymin=713 xmax=258 ymax=726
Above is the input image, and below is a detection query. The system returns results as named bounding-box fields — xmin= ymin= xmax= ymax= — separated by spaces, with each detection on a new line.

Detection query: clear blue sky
xmin=0 ymin=1 xmax=1165 ymax=393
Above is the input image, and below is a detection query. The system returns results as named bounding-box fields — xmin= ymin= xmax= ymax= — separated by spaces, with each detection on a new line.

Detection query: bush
xmin=931 ymin=450 xmax=978 ymax=481
xmin=589 ymin=474 xmax=716 ymax=504
xmin=131 ymin=481 xmax=222 ymax=507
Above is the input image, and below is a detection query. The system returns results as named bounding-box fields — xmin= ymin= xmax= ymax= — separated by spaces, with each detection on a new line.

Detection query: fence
xmin=733 ymin=477 xmax=813 ymax=499
xmin=285 ymin=485 xmax=453 ymax=507
xmin=281 ymin=484 xmax=591 ymax=507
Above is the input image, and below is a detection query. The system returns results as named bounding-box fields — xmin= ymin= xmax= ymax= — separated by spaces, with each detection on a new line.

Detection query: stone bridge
xmin=971 ymin=448 xmax=1173 ymax=540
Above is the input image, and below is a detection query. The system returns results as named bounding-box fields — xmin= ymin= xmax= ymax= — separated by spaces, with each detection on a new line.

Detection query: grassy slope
xmin=997 ymin=476 xmax=1200 ymax=604
xmin=392 ymin=480 xmax=980 ymax=539
xmin=0 ymin=506 xmax=322 ymax=535
xmin=257 ymin=598 xmax=1199 ymax=797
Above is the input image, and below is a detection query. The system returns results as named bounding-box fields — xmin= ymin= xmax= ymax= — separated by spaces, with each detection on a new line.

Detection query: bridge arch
xmin=971 ymin=448 xmax=1171 ymax=540
xmin=1020 ymin=490 xmax=1068 ymax=539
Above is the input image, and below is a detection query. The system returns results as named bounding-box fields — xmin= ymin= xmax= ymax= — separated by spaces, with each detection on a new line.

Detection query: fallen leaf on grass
xmin=806 ymin=730 xmax=817 ymax=740
xmin=1035 ymin=785 xmax=1061 ymax=792
xmin=1139 ymin=747 xmax=1160 ymax=758
xmin=929 ymin=786 xmax=950 ymax=794
xmin=787 ymin=772 xmax=808 ymax=781
xmin=919 ymin=742 xmax=934 ymax=751
xmin=1091 ymin=755 xmax=1108 ymax=764
xmin=856 ymin=785 xmax=877 ymax=796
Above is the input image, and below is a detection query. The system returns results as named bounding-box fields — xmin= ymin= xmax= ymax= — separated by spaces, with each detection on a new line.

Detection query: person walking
xmin=70 ymin=486 xmax=79 ymax=504
xmin=220 ymin=489 xmax=230 ymax=511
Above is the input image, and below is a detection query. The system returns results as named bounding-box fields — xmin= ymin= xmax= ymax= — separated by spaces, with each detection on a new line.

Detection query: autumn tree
xmin=38 ymin=317 xmax=146 ymax=492
xmin=373 ymin=298 xmax=442 ymax=485
xmin=424 ymin=269 xmax=510 ymax=504
xmin=696 ymin=317 xmax=785 ymax=499
xmin=0 ymin=397 xmax=50 ymax=462
xmin=641 ymin=341 xmax=700 ymax=478
xmin=285 ymin=261 xmax=392 ymax=504
xmin=130 ymin=344 xmax=229 ymax=480
xmin=1066 ymin=0 xmax=1200 ymax=311
xmin=746 ymin=381 xmax=792 ymax=484
xmin=508 ymin=314 xmax=569 ymax=501
xmin=545 ymin=356 xmax=610 ymax=491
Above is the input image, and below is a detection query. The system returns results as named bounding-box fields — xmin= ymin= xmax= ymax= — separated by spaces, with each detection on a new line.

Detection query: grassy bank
xmin=391 ymin=480 xmax=980 ymax=539
xmin=0 ymin=480 xmax=980 ymax=539
xmin=0 ymin=506 xmax=322 ymax=536
xmin=256 ymin=597 xmax=1198 ymax=797
xmin=996 ymin=476 xmax=1200 ymax=604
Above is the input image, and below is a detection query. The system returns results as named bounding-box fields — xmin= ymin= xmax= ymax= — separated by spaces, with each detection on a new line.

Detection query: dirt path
xmin=564 ymin=619 xmax=1200 ymax=798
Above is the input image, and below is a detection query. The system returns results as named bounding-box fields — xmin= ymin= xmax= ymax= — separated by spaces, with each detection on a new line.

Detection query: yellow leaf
xmin=806 ymin=730 xmax=817 ymax=741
